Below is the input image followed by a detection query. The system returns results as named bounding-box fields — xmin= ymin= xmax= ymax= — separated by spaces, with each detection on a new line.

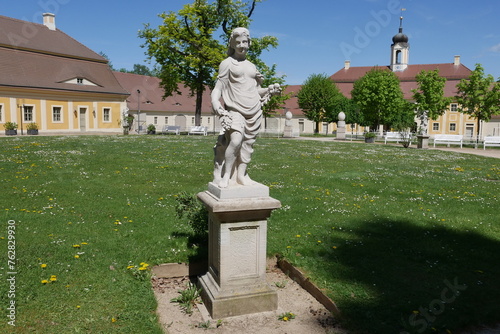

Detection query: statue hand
xmin=268 ymin=83 xmax=281 ymax=96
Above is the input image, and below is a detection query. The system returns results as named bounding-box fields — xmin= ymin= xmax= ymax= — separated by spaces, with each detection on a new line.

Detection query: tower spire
xmin=391 ymin=8 xmax=409 ymax=72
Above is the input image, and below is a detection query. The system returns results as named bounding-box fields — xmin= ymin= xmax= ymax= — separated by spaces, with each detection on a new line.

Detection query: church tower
xmin=390 ymin=16 xmax=409 ymax=71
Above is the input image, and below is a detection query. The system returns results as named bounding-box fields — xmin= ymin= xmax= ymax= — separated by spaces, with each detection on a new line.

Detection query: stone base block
xmin=417 ymin=135 xmax=430 ymax=149
xmin=198 ymin=272 xmax=278 ymax=319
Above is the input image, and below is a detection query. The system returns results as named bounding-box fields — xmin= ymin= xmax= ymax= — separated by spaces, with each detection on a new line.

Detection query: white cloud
xmin=489 ymin=43 xmax=500 ymax=53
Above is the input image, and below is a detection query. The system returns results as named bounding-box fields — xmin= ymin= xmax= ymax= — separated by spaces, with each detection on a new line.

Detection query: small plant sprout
xmin=274 ymin=280 xmax=288 ymax=289
xmin=278 ymin=312 xmax=295 ymax=321
xmin=170 ymin=282 xmax=202 ymax=315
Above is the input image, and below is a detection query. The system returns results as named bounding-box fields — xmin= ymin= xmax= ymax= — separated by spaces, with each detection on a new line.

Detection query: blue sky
xmin=3 ymin=0 xmax=500 ymax=85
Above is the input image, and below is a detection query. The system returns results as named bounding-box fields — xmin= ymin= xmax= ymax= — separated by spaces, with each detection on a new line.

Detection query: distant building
xmin=0 ymin=14 xmax=128 ymax=134
xmin=282 ymin=17 xmax=500 ymax=138
xmin=113 ymin=71 xmax=214 ymax=133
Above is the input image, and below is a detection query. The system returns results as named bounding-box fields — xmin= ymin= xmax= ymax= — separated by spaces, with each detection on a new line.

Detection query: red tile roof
xmin=0 ymin=15 xmax=128 ymax=96
xmin=331 ymin=63 xmax=472 ymax=99
xmin=0 ymin=15 xmax=105 ymax=61
xmin=113 ymin=71 xmax=213 ymax=114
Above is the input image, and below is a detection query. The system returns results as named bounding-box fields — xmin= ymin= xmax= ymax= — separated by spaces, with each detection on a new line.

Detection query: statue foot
xmin=219 ymin=177 xmax=229 ymax=188
xmin=237 ymin=173 xmax=253 ymax=186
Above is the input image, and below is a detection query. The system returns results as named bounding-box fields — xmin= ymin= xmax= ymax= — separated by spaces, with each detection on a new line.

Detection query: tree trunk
xmin=195 ymin=83 xmax=204 ymax=126
xmin=315 ymin=121 xmax=319 ymax=134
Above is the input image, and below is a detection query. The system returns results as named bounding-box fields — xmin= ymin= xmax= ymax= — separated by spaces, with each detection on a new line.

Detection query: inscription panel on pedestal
xmin=228 ymin=226 xmax=259 ymax=278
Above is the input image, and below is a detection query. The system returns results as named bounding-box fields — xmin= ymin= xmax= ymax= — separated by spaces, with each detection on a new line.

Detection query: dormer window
xmin=60 ymin=77 xmax=98 ymax=86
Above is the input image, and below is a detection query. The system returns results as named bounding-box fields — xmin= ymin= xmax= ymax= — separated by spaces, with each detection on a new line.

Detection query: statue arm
xmin=211 ymin=79 xmax=226 ymax=116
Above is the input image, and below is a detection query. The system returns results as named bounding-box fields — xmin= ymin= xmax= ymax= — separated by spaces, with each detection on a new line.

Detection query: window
xmin=449 ymin=123 xmax=456 ymax=132
xmin=0 ymin=104 xmax=3 ymax=122
xmin=103 ymin=108 xmax=110 ymax=122
xmin=208 ymin=117 xmax=210 ymax=124
xmin=433 ymin=123 xmax=440 ymax=131
xmin=164 ymin=117 xmax=168 ymax=124
xmin=154 ymin=117 xmax=158 ymax=125
xmin=52 ymin=107 xmax=62 ymax=122
xmin=191 ymin=117 xmax=195 ymax=125
xmin=450 ymin=103 xmax=458 ymax=112
xmin=77 ymin=78 xmax=83 ymax=84
xmin=24 ymin=106 xmax=33 ymax=122
xmin=299 ymin=119 xmax=305 ymax=132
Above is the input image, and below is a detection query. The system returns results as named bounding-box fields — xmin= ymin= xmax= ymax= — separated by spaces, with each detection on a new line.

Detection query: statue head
xmin=227 ymin=27 xmax=251 ymax=56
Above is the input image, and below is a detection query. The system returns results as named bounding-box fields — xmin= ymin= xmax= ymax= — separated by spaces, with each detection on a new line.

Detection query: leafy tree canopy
xmin=297 ymin=73 xmax=343 ymax=133
xmin=412 ymin=69 xmax=452 ymax=120
xmin=351 ymin=68 xmax=406 ymax=130
xmin=139 ymin=0 xmax=283 ymax=125
xmin=455 ymin=63 xmax=500 ymax=138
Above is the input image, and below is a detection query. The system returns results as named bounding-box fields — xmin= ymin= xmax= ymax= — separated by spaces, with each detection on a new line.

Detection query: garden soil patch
xmin=152 ymin=260 xmax=347 ymax=334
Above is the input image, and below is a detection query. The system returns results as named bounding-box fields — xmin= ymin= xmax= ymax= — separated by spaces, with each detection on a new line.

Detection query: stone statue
xmin=419 ymin=110 xmax=429 ymax=135
xmin=211 ymin=27 xmax=281 ymax=188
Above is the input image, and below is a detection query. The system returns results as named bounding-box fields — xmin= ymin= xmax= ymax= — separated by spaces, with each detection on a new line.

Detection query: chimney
xmin=454 ymin=55 xmax=461 ymax=66
xmin=344 ymin=60 xmax=351 ymax=70
xmin=43 ymin=13 xmax=56 ymax=31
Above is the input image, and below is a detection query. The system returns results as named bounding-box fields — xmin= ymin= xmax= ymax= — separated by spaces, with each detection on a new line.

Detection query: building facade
xmin=0 ymin=14 xmax=129 ymax=134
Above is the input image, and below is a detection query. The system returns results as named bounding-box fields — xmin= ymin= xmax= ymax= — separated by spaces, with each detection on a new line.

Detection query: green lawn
xmin=0 ymin=135 xmax=499 ymax=334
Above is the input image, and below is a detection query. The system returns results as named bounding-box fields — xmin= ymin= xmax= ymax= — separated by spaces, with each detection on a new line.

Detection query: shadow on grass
xmin=308 ymin=218 xmax=500 ymax=334
xmin=170 ymin=231 xmax=208 ymax=276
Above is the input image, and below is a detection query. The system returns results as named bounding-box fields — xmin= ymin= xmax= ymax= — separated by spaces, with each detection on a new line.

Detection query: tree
xmin=412 ymin=69 xmax=452 ymax=133
xmin=297 ymin=73 xmax=343 ymax=133
xmin=139 ymin=0 xmax=280 ymax=126
xmin=351 ymin=68 xmax=406 ymax=131
xmin=455 ymin=63 xmax=500 ymax=140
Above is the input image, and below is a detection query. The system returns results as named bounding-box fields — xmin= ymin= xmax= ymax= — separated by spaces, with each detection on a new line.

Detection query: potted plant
xmin=26 ymin=122 xmax=39 ymax=135
xmin=147 ymin=124 xmax=156 ymax=135
xmin=364 ymin=132 xmax=376 ymax=143
xmin=3 ymin=122 xmax=18 ymax=136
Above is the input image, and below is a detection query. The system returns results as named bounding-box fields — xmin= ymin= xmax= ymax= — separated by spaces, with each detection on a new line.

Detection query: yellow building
xmin=0 ymin=14 xmax=129 ymax=134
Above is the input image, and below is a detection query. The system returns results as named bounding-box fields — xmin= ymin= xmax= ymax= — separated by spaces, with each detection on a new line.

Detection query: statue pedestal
xmin=417 ymin=135 xmax=430 ymax=149
xmin=197 ymin=183 xmax=281 ymax=318
xmin=336 ymin=127 xmax=346 ymax=140
xmin=283 ymin=125 xmax=293 ymax=138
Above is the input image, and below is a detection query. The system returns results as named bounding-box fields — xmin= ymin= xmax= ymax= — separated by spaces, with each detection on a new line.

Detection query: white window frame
xmin=449 ymin=123 xmax=456 ymax=132
xmin=0 ymin=103 xmax=4 ymax=123
xmin=23 ymin=105 xmax=35 ymax=123
xmin=432 ymin=123 xmax=440 ymax=131
xmin=102 ymin=108 xmax=111 ymax=123
xmin=52 ymin=106 xmax=63 ymax=123
xmin=164 ymin=116 xmax=168 ymax=124
xmin=154 ymin=116 xmax=158 ymax=125
xmin=450 ymin=103 xmax=458 ymax=112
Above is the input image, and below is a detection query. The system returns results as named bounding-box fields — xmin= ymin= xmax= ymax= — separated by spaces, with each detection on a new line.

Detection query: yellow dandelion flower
xmin=40 ymin=263 xmax=47 ymax=268
xmin=140 ymin=262 xmax=149 ymax=267
xmin=111 ymin=317 xmax=117 ymax=323
xmin=296 ymin=234 xmax=301 ymax=238
xmin=317 ymin=240 xmax=322 ymax=243
xmin=332 ymin=246 xmax=337 ymax=249
xmin=76 ymin=305 xmax=81 ymax=309
xmin=127 ymin=265 xmax=134 ymax=269
xmin=41 ymin=280 xmax=49 ymax=284
xmin=81 ymin=242 xmax=88 ymax=245
xmin=283 ymin=316 xmax=289 ymax=321
xmin=139 ymin=267 xmax=148 ymax=271
xmin=286 ymin=246 xmax=291 ymax=249
xmin=74 ymin=255 xmax=80 ymax=259
xmin=73 ymin=244 xmax=81 ymax=248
